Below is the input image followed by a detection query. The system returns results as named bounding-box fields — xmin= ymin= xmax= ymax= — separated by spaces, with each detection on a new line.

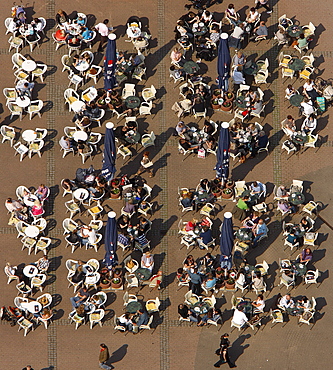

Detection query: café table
xmin=193 ymin=24 xmax=208 ymax=37
xmin=289 ymin=94 xmax=304 ymax=107
xmin=288 ymin=58 xmax=306 ymax=72
xmin=22 ymin=60 xmax=37 ymax=72
xmin=23 ymin=264 xmax=39 ymax=278
xmin=192 ymin=301 xmax=210 ymax=314
xmin=234 ymin=95 xmax=250 ymax=110
xmin=135 ymin=267 xmax=151 ymax=281
xmin=75 ymin=60 xmax=90 ymax=73
xmin=287 ymin=25 xmax=303 ymax=38
xmin=125 ymin=131 xmax=141 ymax=145
xmin=237 ymin=300 xmax=253 ymax=317
xmin=126 ymin=301 xmax=142 ymax=314
xmin=235 ymin=228 xmax=253 ymax=243
xmin=73 ymin=130 xmax=88 ymax=142
xmin=85 ymin=272 xmax=100 ymax=285
xmin=24 ymin=225 xmax=40 ymax=238
xmin=73 ymin=188 xmax=89 ymax=202
xmin=16 ymin=96 xmax=31 ymax=108
xmin=22 ymin=129 xmax=37 ymax=143
xmin=244 ymin=62 xmax=259 ymax=76
xmin=68 ymin=24 xmax=82 ymax=36
xmin=21 ymin=301 xmax=42 ymax=314
xmin=183 ymin=61 xmax=200 ymax=75
xmin=71 ymin=100 xmax=86 ymax=113
xmin=23 ymin=194 xmax=39 ymax=207
xmin=291 ymin=133 xmax=308 ymax=146
xmin=288 ymin=192 xmax=305 ymax=205
xmin=127 ymin=26 xmax=141 ymax=39
xmin=292 ymin=262 xmax=307 ymax=277
xmin=286 ymin=306 xmax=304 ymax=316
xmin=125 ymin=96 xmax=141 ymax=109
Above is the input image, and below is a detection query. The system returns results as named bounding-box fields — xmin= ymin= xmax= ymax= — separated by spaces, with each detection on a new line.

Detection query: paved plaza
xmin=0 ymin=0 xmax=332 ymax=369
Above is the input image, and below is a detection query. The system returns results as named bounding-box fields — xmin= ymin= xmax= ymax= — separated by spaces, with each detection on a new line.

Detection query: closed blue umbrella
xmin=217 ymin=33 xmax=231 ymax=92
xmin=101 ymin=122 xmax=116 ymax=181
xmin=104 ymin=33 xmax=117 ymax=91
xmin=103 ymin=211 xmax=118 ymax=269
xmin=220 ymin=212 xmax=234 ymax=267
xmin=215 ymin=121 xmax=230 ymax=180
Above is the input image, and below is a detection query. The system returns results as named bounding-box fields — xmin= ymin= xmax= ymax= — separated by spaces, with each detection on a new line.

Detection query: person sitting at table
xmin=285 ymin=84 xmax=297 ymax=99
xmin=232 ymin=50 xmax=246 ymax=68
xmin=198 ymin=226 xmax=213 ymax=250
xmin=76 ymin=116 xmax=91 ymax=130
xmin=276 ymin=185 xmax=289 ymax=199
xmin=250 ymin=21 xmax=268 ymax=41
xmin=278 ymin=199 xmax=296 ymax=215
xmin=246 ymin=7 xmax=259 ymax=29
xmin=172 ymin=98 xmax=194 ymax=118
xmin=141 ymin=252 xmax=154 ymax=272
xmin=250 ymin=181 xmax=264 ymax=196
xmin=303 ymin=79 xmax=319 ymax=101
xmin=54 ymin=29 xmax=67 ymax=42
xmin=137 ymin=217 xmax=150 ymax=235
xmin=228 ymin=22 xmax=245 ymax=49
xmin=235 ymin=268 xmax=246 ymax=287
xmin=71 ymin=260 xmax=86 ymax=283
xmin=5 ymin=197 xmax=27 ymax=214
xmin=252 ymin=294 xmax=265 ymax=313
xmin=299 ymin=217 xmax=312 ymax=233
xmin=300 ymin=98 xmax=315 ymax=116
xmin=177 ymin=267 xmax=189 ymax=284
xmin=249 ymin=130 xmax=269 ymax=157
xmin=301 ymin=113 xmax=317 ymax=134
xmin=275 ymin=26 xmax=288 ymax=44
xmin=36 ymin=255 xmax=50 ymax=273
xmin=236 ymin=195 xmax=250 ymax=212
xmin=176 ymin=20 xmax=194 ymax=40
xmin=281 ymin=270 xmax=295 ymax=287
xmin=178 ymin=303 xmax=199 ymax=322
xmin=118 ymin=313 xmax=133 ymax=331
xmin=80 ymin=226 xmax=97 ymax=247
xmin=286 ymin=228 xmax=299 ymax=246
xmin=232 ymin=306 xmax=248 ymax=327
xmin=199 ymin=308 xmax=222 ymax=326
xmin=36 ymin=184 xmax=49 ymax=203
xmin=202 ymin=273 xmax=217 ymax=292
xmin=251 ymin=100 xmax=263 ymax=115
xmin=297 ymin=248 xmax=313 ymax=264
xmin=4 ymin=262 xmax=19 ymax=279
xmin=184 ymin=218 xmax=198 ymax=236
xmin=117 ymin=215 xmax=130 ymax=234
xmin=281 ymin=115 xmax=296 ymax=136
xmin=251 ymin=271 xmax=265 ymax=291
xmin=200 ymin=121 xmax=215 ymax=139
xmin=232 ymin=66 xmax=245 ymax=91
xmin=16 ymin=82 xmax=35 ymax=98
xmin=242 ymin=211 xmax=260 ymax=230
xmin=279 ymin=294 xmax=295 ymax=310
xmin=297 ymin=296 xmax=311 ymax=310
xmin=180 ymin=191 xmax=194 ymax=209
xmin=67 ymin=35 xmax=81 ymax=48
xmin=200 ymin=253 xmax=215 ymax=269
xmin=183 ymin=255 xmax=197 ymax=271
xmin=34 ymin=307 xmax=52 ymax=320
xmin=200 ymin=10 xmax=213 ymax=24
xmin=179 ymin=138 xmax=200 ymax=153
xmin=31 ymin=199 xmax=44 ymax=217
xmin=293 ymin=33 xmax=308 ymax=50
xmin=252 ymin=219 xmax=268 ymax=247
xmin=170 ymin=47 xmax=185 ymax=66
xmin=175 ymin=121 xmax=193 ymax=140
xmin=70 ymin=286 xmax=90 ymax=309
xmin=56 ymin=9 xmax=69 ymax=29
xmin=79 ymin=26 xmax=93 ymax=41
xmin=225 ymin=4 xmax=239 ymax=27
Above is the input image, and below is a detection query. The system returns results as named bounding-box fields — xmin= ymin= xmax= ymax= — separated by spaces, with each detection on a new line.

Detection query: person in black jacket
xmin=214 ymin=333 xmax=237 ymax=368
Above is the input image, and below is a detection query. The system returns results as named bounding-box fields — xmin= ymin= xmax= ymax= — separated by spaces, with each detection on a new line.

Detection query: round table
xmin=73 ymin=131 xmax=88 ymax=142
xmin=183 ymin=61 xmax=200 ymax=75
xmin=125 ymin=131 xmax=141 ymax=144
xmin=135 ymin=267 xmax=151 ymax=281
xmin=234 ymin=95 xmax=250 ymax=109
xmin=192 ymin=301 xmax=210 ymax=314
xmin=193 ymin=25 xmax=208 ymax=36
xmin=76 ymin=61 xmax=90 ymax=72
xmin=127 ymin=27 xmax=141 ymax=38
xmin=23 ymin=265 xmax=39 ymax=278
xmin=244 ymin=62 xmax=259 ymax=75
xmin=125 ymin=96 xmax=141 ymax=109
xmin=71 ymin=100 xmax=86 ymax=113
xmin=16 ymin=96 xmax=31 ymax=108
xmin=292 ymin=133 xmax=308 ymax=146
xmin=126 ymin=301 xmax=142 ymax=314
xmin=23 ymin=194 xmax=38 ymax=207
xmin=287 ymin=25 xmax=303 ymax=38
xmin=21 ymin=301 xmax=42 ymax=314
xmin=235 ymin=228 xmax=253 ymax=242
xmin=85 ymin=272 xmax=100 ymax=285
xmin=22 ymin=60 xmax=37 ymax=72
xmin=289 ymin=94 xmax=304 ymax=107
xmin=288 ymin=59 xmax=306 ymax=71
xmin=73 ymin=188 xmax=89 ymax=201
xmin=22 ymin=129 xmax=37 ymax=142
xmin=288 ymin=192 xmax=305 ymax=205
xmin=25 ymin=225 xmax=40 ymax=238
xmin=293 ymin=262 xmax=307 ymax=277
xmin=237 ymin=301 xmax=253 ymax=315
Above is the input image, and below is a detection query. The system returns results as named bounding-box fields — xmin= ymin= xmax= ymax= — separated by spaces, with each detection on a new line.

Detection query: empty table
xmin=23 ymin=264 xmax=39 ymax=278
xmin=73 ymin=130 xmax=88 ymax=142
xmin=125 ymin=96 xmax=141 ymax=109
xmin=290 ymin=94 xmax=304 ymax=107
xmin=126 ymin=301 xmax=142 ymax=314
xmin=21 ymin=301 xmax=42 ymax=314
xmin=288 ymin=59 xmax=305 ymax=71
xmin=71 ymin=100 xmax=86 ymax=113
xmin=16 ymin=96 xmax=31 ymax=108
xmin=73 ymin=188 xmax=89 ymax=201
xmin=22 ymin=60 xmax=37 ymax=72
xmin=22 ymin=129 xmax=37 ymax=142
xmin=25 ymin=225 xmax=40 ymax=238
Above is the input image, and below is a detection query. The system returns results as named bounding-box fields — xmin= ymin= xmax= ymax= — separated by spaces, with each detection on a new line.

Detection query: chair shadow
xmin=51 ymin=293 xmax=62 ymax=307
xmin=108 ymin=344 xmax=128 ymax=365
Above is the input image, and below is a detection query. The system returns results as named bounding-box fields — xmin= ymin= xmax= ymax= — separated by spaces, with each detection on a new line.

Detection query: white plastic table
xmin=21 ymin=301 xmax=42 ymax=314
xmin=73 ymin=188 xmax=89 ymax=201
xmin=22 ymin=129 xmax=37 ymax=142
xmin=71 ymin=100 xmax=86 ymax=113
xmin=73 ymin=131 xmax=88 ymax=142
xmin=24 ymin=225 xmax=40 ymax=237
xmin=23 ymin=194 xmax=38 ymax=207
xmin=22 ymin=60 xmax=37 ymax=72
xmin=23 ymin=265 xmax=39 ymax=278
xmin=127 ymin=26 xmax=141 ymax=38
xmin=75 ymin=60 xmax=90 ymax=72
xmin=16 ymin=96 xmax=31 ymax=108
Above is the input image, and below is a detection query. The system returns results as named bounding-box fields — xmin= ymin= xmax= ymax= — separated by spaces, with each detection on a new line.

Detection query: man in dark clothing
xmin=189 ymin=268 xmax=202 ymax=295
xmin=250 ymin=130 xmax=268 ymax=157
xmin=99 ymin=343 xmax=113 ymax=370
xmin=214 ymin=333 xmax=237 ymax=368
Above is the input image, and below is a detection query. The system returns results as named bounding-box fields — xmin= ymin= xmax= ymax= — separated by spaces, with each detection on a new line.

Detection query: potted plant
xmin=111 ymin=178 xmax=120 ymax=188
xmin=225 ymin=277 xmax=235 ymax=289
xmin=225 ymin=180 xmax=235 ymax=189
xmin=211 ymin=98 xmax=220 ymax=109
xmin=213 ymin=89 xmax=222 ymax=98
xmin=225 ymin=91 xmax=234 ymax=101
xmin=222 ymin=187 xmax=233 ymax=199
xmin=100 ymin=278 xmax=111 ymax=289
xmin=212 ymin=186 xmax=222 ymax=198
xmin=110 ymin=188 xmax=121 ymax=199
xmin=111 ymin=277 xmax=123 ymax=289
xmin=221 ymin=101 xmax=232 ymax=112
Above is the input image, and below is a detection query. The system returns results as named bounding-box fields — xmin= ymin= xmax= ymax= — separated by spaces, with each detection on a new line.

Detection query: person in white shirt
xmin=301 ymin=114 xmax=317 ymax=134
xmin=118 ymin=313 xmax=133 ymax=331
xmin=232 ymin=66 xmax=245 ymax=89
xmin=80 ymin=226 xmax=97 ymax=246
xmin=279 ymin=294 xmax=295 ymax=310
xmin=252 ymin=294 xmax=265 ymax=312
xmin=229 ymin=23 xmax=244 ymax=49
xmin=95 ymin=19 xmax=111 ymax=52
xmin=141 ymin=252 xmax=154 ymax=272
xmin=235 ymin=269 xmax=246 ymax=287
xmin=232 ymin=307 xmax=248 ymax=327
xmin=246 ymin=8 xmax=259 ymax=24
xmin=300 ymin=99 xmax=315 ymax=116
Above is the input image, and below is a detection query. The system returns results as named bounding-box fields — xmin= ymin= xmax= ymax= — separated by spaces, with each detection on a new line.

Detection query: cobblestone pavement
xmin=0 ymin=0 xmax=332 ymax=369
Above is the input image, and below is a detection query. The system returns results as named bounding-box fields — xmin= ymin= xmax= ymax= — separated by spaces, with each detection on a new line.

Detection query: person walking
xmin=214 ymin=333 xmax=237 ymax=368
xmin=99 ymin=343 xmax=113 ymax=369
xmin=94 ymin=19 xmax=112 ymax=52
xmin=136 ymin=151 xmax=154 ymax=178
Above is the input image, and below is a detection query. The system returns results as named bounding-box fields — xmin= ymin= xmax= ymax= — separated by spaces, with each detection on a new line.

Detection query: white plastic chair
xmin=1 ymin=125 xmax=15 ymax=146
xmin=139 ymin=101 xmax=153 ymax=116
xmin=52 ymin=32 xmax=66 ymax=50
xmin=17 ymin=317 xmax=34 ymax=336
xmin=32 ymin=63 xmax=47 ymax=83
xmin=142 ymin=85 xmax=156 ymax=102
xmin=27 ymin=100 xmax=43 ymax=120
xmin=141 ymin=131 xmax=156 ymax=148
xmin=35 ymin=237 xmax=51 ymax=255
xmin=8 ymin=102 xmax=23 ymax=121
xmin=62 ymin=218 xmax=79 ymax=234
xmin=8 ymin=35 xmax=23 ymax=52
xmin=79 ymin=145 xmax=93 ymax=164
xmin=68 ymin=73 xmax=83 ymax=91
xmin=14 ymin=142 xmax=28 ymax=161
xmin=89 ymin=309 xmax=105 ymax=329
xmin=64 ymin=88 xmax=80 ymax=112
xmin=122 ymin=83 xmax=136 ymax=99
xmin=28 ymin=140 xmax=44 ymax=158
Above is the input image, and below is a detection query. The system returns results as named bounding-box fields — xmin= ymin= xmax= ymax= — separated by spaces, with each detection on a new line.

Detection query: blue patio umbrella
xmin=219 ymin=212 xmax=234 ymax=268
xmin=217 ymin=33 xmax=231 ymax=92
xmin=103 ymin=211 xmax=118 ymax=269
xmin=104 ymin=33 xmax=117 ymax=91
xmin=215 ymin=121 xmax=230 ymax=180
xmin=101 ymin=122 xmax=116 ymax=181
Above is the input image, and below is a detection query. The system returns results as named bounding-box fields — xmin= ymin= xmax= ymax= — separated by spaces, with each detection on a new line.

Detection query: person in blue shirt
xmin=198 ymin=226 xmax=213 ymax=249
xmin=81 ymin=27 xmax=93 ymax=40
xmin=188 ymin=268 xmax=202 ymax=295
xmin=252 ymin=219 xmax=268 ymax=247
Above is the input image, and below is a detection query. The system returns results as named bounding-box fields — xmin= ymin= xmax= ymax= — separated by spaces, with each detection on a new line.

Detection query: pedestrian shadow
xmin=108 ymin=344 xmax=128 ymax=365
xmin=230 ymin=334 xmax=250 ymax=362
